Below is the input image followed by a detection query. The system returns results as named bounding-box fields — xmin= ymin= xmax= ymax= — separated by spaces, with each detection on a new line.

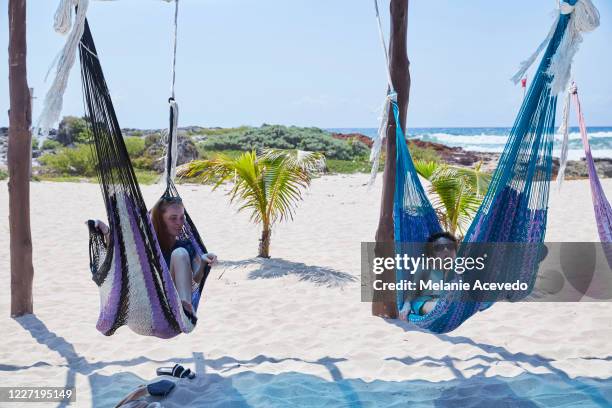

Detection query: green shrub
xmin=0 ymin=169 xmax=7 ymax=181
xmin=56 ymin=116 xmax=92 ymax=145
xmin=191 ymin=126 xmax=252 ymax=137
xmin=124 ymin=136 xmax=146 ymax=157
xmin=199 ymin=124 xmax=369 ymax=161
xmin=144 ymin=133 xmax=163 ymax=148
xmin=42 ymin=139 xmax=62 ymax=150
xmin=196 ymin=149 xmax=244 ymax=161
xmin=134 ymin=169 xmax=158 ymax=185
xmin=38 ymin=144 xmax=96 ymax=176
xmin=326 ymin=158 xmax=372 ymax=174
xmin=132 ymin=156 xmax=158 ymax=170
xmin=408 ymin=142 xmax=441 ymax=163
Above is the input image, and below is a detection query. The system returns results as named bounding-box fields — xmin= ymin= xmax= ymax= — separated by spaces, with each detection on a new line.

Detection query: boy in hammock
xmin=399 ymin=232 xmax=458 ymax=319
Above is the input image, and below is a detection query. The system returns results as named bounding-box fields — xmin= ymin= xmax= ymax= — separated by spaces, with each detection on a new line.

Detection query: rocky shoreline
xmin=331 ymin=132 xmax=612 ymax=180
xmin=1 ymin=127 xmax=611 ymax=179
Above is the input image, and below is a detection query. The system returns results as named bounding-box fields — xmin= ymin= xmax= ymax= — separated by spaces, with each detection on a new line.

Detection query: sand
xmin=1 ymin=175 xmax=611 ymax=407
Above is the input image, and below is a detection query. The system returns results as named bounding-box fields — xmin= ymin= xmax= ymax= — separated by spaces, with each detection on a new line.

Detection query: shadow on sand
xmin=6 ymin=314 xmax=612 ymax=407
xmin=218 ymin=258 xmax=357 ymax=288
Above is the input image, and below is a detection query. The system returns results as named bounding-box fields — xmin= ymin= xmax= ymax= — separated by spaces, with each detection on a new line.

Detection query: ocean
xmin=328 ymin=127 xmax=612 ymax=161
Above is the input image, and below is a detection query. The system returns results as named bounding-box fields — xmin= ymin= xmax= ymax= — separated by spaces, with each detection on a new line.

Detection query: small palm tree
xmin=413 ymin=160 xmax=491 ymax=239
xmin=178 ymin=149 xmax=325 ymax=258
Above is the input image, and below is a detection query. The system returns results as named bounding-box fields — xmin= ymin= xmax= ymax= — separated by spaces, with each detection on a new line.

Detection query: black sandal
xmin=156 ymin=364 xmax=196 ymax=380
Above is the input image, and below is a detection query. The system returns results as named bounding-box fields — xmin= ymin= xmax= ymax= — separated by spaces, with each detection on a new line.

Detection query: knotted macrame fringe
xmin=36 ymin=0 xmax=90 ymax=146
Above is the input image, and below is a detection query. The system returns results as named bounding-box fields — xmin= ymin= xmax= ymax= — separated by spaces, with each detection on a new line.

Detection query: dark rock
xmin=144 ymin=133 xmax=199 ymax=172
xmin=331 ymin=133 xmax=374 ymax=148
xmin=594 ymin=158 xmax=612 ymax=178
xmin=552 ymin=157 xmax=612 ymax=179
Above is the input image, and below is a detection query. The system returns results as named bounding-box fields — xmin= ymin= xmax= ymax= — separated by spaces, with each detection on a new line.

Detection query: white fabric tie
xmin=36 ymin=0 xmax=90 ymax=145
xmin=511 ymin=0 xmax=599 ymax=96
xmin=548 ymin=0 xmax=599 ymax=95
xmin=560 ymin=2 xmax=575 ymax=15
xmin=369 ymin=0 xmax=398 ymax=187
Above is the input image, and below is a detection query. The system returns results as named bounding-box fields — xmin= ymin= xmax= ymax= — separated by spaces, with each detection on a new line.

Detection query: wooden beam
xmin=8 ymin=0 xmax=34 ymax=317
xmin=372 ymin=0 xmax=410 ymax=318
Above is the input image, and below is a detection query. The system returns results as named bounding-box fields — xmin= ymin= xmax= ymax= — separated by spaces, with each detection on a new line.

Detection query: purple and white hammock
xmin=557 ymin=83 xmax=612 ymax=263
xmin=80 ymin=17 xmax=211 ymax=338
xmin=39 ymin=1 xmax=212 ymax=338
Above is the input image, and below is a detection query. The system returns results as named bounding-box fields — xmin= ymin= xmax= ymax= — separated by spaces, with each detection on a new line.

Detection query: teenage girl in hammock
xmin=399 ymin=232 xmax=458 ymax=319
xmin=94 ymin=196 xmax=217 ymax=318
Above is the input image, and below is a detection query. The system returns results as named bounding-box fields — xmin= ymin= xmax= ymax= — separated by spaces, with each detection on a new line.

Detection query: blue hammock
xmin=393 ymin=3 xmax=594 ymax=333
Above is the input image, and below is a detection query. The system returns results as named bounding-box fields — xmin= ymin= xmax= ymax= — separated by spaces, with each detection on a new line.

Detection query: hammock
xmin=373 ymin=0 xmax=600 ymax=333
xmin=31 ymin=0 xmax=212 ymax=338
xmin=80 ymin=19 xmax=211 ymax=338
xmin=558 ymin=84 xmax=612 ymax=265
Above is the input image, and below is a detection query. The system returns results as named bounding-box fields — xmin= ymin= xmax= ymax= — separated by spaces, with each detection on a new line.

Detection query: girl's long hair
xmin=150 ymin=197 xmax=183 ymax=255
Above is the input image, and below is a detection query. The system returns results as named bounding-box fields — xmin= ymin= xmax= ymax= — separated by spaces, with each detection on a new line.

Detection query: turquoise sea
xmin=329 ymin=127 xmax=612 ymax=160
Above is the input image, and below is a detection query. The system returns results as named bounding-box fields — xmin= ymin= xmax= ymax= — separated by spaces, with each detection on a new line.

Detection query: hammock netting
xmin=572 ymin=88 xmax=612 ymax=266
xmin=80 ymin=19 xmax=210 ymax=338
xmin=394 ymin=11 xmax=574 ymax=333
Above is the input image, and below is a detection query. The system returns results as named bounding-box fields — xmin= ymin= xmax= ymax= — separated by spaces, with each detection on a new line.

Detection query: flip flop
xmin=156 ymin=364 xmax=196 ymax=380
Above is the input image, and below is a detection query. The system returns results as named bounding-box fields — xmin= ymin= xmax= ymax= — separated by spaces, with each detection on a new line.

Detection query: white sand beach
xmin=1 ymin=175 xmax=611 ymax=407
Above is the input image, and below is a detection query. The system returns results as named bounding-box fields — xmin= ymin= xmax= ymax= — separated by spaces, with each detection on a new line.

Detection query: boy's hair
xmin=425 ymin=232 xmax=458 ymax=257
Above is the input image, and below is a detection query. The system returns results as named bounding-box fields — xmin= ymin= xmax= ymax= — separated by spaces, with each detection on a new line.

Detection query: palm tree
xmin=179 ymin=149 xmax=325 ymax=258
xmin=413 ymin=160 xmax=491 ymax=239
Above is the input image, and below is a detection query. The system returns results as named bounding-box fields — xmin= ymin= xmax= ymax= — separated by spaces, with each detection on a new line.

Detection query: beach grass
xmin=325 ymin=157 xmax=373 ymax=173
xmin=33 ymin=169 xmax=159 ymax=185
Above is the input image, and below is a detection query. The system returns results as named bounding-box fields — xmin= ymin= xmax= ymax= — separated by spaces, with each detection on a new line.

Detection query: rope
xmin=555 ymin=82 xmax=574 ymax=188
xmin=162 ymin=99 xmax=179 ymax=186
xmin=170 ymin=0 xmax=179 ymax=99
xmin=374 ymin=0 xmax=394 ymax=94
xmin=162 ymin=0 xmax=180 ymax=186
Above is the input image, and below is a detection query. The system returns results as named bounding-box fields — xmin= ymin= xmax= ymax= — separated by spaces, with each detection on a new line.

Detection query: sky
xmin=0 ymin=0 xmax=611 ymax=129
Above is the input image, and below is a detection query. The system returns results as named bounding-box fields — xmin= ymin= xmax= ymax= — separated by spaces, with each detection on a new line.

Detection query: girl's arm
xmin=192 ymin=253 xmax=217 ymax=283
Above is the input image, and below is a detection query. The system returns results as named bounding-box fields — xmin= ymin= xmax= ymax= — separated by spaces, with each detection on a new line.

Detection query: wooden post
xmin=8 ymin=0 xmax=34 ymax=317
xmin=372 ymin=0 xmax=410 ymax=318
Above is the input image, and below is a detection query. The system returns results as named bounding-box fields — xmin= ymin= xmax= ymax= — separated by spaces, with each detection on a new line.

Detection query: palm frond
xmin=262 ymin=148 xmax=326 ymax=175
xmin=427 ymin=164 xmax=486 ymax=236
xmin=413 ymin=160 xmax=440 ymax=180
xmin=431 ymin=164 xmax=491 ymax=197
xmin=179 ymin=149 xmax=321 ymax=239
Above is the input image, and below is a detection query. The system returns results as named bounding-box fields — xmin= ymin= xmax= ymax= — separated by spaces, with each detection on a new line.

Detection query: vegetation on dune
xmin=38 ymin=144 xmax=97 ymax=177
xmin=55 ymin=116 xmax=92 ymax=145
xmin=407 ymin=141 xmax=441 ymax=163
xmin=32 ymin=116 xmax=466 ymax=184
xmin=198 ymin=124 xmax=369 ymax=161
